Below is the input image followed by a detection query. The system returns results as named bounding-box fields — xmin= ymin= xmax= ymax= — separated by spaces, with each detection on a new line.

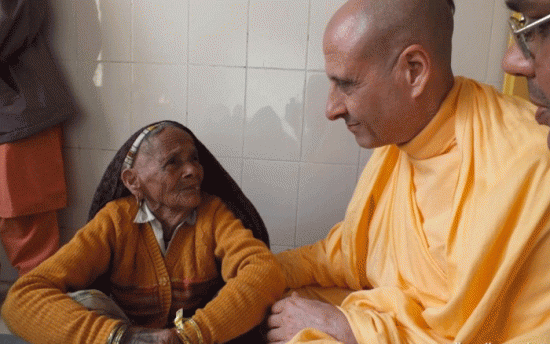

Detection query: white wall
xmin=0 ymin=0 xmax=513 ymax=281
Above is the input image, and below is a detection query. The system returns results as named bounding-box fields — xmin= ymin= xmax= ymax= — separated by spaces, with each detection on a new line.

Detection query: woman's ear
xmin=394 ymin=44 xmax=431 ymax=99
xmin=121 ymin=168 xmax=143 ymax=200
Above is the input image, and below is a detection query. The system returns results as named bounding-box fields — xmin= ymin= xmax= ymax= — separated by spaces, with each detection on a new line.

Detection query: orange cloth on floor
xmin=277 ymin=77 xmax=550 ymax=343
xmin=0 ymin=211 xmax=59 ymax=275
xmin=0 ymin=125 xmax=66 ymax=217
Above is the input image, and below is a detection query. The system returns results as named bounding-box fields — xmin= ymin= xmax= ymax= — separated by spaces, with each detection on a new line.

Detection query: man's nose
xmin=502 ymin=41 xmax=535 ymax=78
xmin=182 ymin=162 xmax=200 ymax=178
xmin=325 ymin=84 xmax=347 ymax=121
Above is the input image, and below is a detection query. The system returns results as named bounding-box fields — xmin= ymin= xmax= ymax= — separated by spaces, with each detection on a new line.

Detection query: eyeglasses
xmin=509 ymin=13 xmax=550 ymax=59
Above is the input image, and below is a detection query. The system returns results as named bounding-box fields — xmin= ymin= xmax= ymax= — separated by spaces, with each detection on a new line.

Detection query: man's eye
xmin=524 ymin=29 xmax=536 ymax=42
xmin=337 ymin=81 xmax=355 ymax=92
xmin=165 ymin=157 xmax=178 ymax=167
xmin=537 ymin=21 xmax=550 ymax=38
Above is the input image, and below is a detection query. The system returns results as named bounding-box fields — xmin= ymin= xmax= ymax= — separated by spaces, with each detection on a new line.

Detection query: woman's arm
xmin=177 ymin=198 xmax=286 ymax=344
xmin=1 ymin=206 xmax=119 ymax=344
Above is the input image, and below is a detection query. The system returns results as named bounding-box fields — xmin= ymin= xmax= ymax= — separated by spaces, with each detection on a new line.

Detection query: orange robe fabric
xmin=0 ymin=125 xmax=66 ymax=217
xmin=0 ymin=125 xmax=65 ymax=275
xmin=277 ymin=77 xmax=550 ymax=343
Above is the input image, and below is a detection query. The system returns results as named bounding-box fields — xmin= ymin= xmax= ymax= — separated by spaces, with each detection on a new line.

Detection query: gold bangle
xmin=174 ymin=309 xmax=191 ymax=344
xmin=174 ymin=308 xmax=185 ymax=330
xmin=174 ymin=327 xmax=192 ymax=344
xmin=187 ymin=319 xmax=204 ymax=344
xmin=107 ymin=323 xmax=128 ymax=344
xmin=174 ymin=309 xmax=203 ymax=344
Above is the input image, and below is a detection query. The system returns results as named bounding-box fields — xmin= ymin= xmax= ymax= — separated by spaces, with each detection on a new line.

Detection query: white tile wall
xmin=296 ymin=163 xmax=357 ymax=246
xmin=133 ymin=0 xmax=189 ymax=64
xmin=132 ymin=63 xmax=188 ymax=129
xmin=248 ymin=0 xmax=309 ymax=69
xmin=241 ymin=160 xmax=300 ymax=247
xmin=188 ymin=65 xmax=246 ymax=158
xmin=0 ymin=0 xmax=513 ymax=280
xmin=189 ymin=0 xmax=248 ymax=67
xmin=244 ymin=68 xmax=305 ymax=161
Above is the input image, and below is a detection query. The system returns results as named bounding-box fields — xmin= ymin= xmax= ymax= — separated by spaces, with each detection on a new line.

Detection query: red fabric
xmin=0 ymin=210 xmax=59 ymax=275
xmin=0 ymin=125 xmax=67 ymax=217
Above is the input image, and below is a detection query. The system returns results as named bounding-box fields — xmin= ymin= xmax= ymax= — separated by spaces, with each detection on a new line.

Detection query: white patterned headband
xmin=122 ymin=123 xmax=164 ymax=170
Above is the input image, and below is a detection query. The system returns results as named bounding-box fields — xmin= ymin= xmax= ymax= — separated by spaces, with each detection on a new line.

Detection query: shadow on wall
xmin=245 ymin=95 xmax=303 ymax=163
xmin=57 ymin=0 xmax=103 ymax=245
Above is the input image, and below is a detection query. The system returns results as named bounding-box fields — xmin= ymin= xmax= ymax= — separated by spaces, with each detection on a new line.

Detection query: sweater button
xmin=160 ymin=277 xmax=169 ymax=286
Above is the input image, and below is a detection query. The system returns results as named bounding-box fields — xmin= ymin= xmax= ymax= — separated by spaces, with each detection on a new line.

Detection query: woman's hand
xmin=121 ymin=327 xmax=182 ymax=344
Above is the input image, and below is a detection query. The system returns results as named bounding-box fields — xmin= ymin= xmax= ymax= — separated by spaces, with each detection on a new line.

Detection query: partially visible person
xmin=266 ymin=0 xmax=550 ymax=343
xmin=0 ymin=0 xmax=76 ymax=276
xmin=502 ymin=0 xmax=550 ymax=149
xmin=1 ymin=121 xmax=285 ymax=344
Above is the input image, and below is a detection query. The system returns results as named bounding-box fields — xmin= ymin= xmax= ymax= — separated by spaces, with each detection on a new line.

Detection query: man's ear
xmin=121 ymin=168 xmax=143 ymax=200
xmin=394 ymin=44 xmax=430 ymax=99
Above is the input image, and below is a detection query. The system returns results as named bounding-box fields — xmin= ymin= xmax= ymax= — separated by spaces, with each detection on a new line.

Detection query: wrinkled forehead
xmin=138 ymin=126 xmax=196 ymax=163
xmin=506 ymin=0 xmax=550 ymax=16
xmin=150 ymin=127 xmax=195 ymax=151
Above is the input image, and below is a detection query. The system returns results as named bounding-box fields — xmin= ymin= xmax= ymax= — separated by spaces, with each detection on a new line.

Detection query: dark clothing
xmin=0 ymin=0 xmax=75 ymax=144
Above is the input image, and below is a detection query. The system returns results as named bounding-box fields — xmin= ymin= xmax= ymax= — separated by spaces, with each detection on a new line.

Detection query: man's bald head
xmin=325 ymin=0 xmax=455 ymax=72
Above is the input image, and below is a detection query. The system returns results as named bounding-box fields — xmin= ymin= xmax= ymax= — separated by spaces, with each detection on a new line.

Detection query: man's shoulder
xmin=456 ymin=77 xmax=548 ymax=158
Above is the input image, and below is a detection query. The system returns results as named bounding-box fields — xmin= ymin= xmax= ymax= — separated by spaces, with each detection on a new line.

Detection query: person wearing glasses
xmin=503 ymin=1 xmax=550 ymax=151
xmin=266 ymin=0 xmax=550 ymax=343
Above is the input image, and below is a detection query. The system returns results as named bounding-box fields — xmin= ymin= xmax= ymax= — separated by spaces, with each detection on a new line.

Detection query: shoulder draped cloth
xmin=278 ymin=77 xmax=550 ymax=343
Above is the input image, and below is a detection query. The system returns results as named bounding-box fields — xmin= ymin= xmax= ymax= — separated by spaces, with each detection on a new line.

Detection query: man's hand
xmin=266 ymin=292 xmax=358 ymax=344
xmin=121 ymin=327 xmax=183 ymax=344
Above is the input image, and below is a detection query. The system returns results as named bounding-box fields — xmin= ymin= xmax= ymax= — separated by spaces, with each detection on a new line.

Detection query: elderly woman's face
xmin=135 ymin=126 xmax=204 ymax=214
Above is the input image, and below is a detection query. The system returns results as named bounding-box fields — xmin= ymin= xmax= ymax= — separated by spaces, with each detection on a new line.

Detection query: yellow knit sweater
xmin=2 ymin=194 xmax=285 ymax=344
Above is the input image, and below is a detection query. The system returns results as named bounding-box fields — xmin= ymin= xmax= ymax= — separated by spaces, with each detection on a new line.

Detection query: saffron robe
xmin=277 ymin=77 xmax=550 ymax=343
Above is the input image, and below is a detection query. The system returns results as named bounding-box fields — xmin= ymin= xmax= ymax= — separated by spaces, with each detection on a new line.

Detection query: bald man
xmin=267 ymin=0 xmax=550 ymax=343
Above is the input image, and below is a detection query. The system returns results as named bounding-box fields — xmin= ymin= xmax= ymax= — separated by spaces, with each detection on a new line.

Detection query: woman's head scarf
xmin=88 ymin=120 xmax=269 ymax=246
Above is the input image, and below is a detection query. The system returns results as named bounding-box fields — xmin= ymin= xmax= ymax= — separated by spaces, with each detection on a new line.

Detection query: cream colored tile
xmin=452 ymin=0 xmax=494 ymax=81
xmin=189 ymin=0 xmax=248 ymax=66
xmin=132 ymin=64 xmax=188 ymax=129
xmin=75 ymin=0 xmax=102 ymax=61
xmin=301 ymin=72 xmax=360 ymax=164
xmin=59 ymin=148 xmax=114 ymax=230
xmin=133 ymin=0 xmax=188 ymax=63
xmin=241 ymin=160 xmax=300 ymax=247
xmin=486 ymin=0 xmax=509 ymax=90
xmin=244 ymin=69 xmax=305 ymax=161
xmin=307 ymin=0 xmax=347 ymax=71
xmin=188 ymin=66 xmax=246 ymax=158
xmin=248 ymin=0 xmax=309 ymax=69
xmin=216 ymin=157 xmax=243 ymax=187
xmin=77 ymin=0 xmax=131 ymax=62
xmin=70 ymin=62 xmax=132 ymax=150
xmin=295 ymin=163 xmax=357 ymax=246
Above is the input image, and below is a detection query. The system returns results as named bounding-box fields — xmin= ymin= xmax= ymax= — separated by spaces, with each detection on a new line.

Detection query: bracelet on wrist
xmin=174 ymin=309 xmax=204 ymax=344
xmin=107 ymin=323 xmax=128 ymax=344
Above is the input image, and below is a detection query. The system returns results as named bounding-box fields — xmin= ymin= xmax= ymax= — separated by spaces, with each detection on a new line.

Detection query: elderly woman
xmin=1 ymin=121 xmax=285 ymax=344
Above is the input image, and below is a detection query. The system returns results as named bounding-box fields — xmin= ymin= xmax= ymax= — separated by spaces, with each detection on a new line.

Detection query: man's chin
xmin=535 ymin=106 xmax=550 ymax=127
